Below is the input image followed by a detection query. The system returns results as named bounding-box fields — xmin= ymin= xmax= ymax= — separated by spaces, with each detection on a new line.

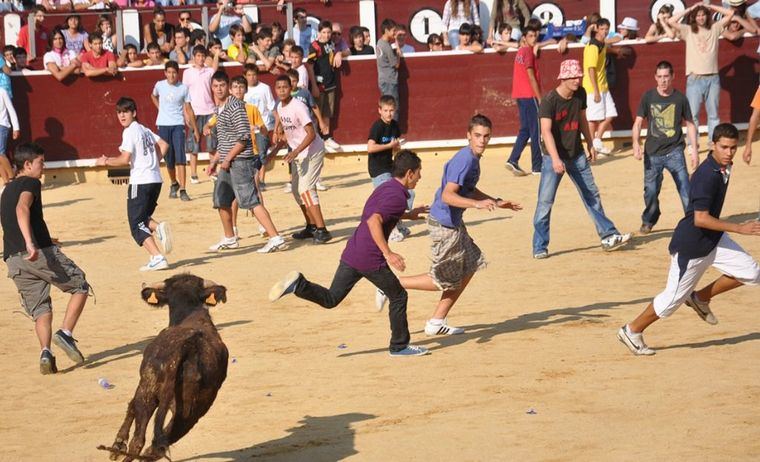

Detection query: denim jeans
xmin=447 ymin=30 xmax=460 ymax=48
xmin=378 ymin=81 xmax=399 ymax=121
xmin=532 ymin=154 xmax=619 ymax=253
xmin=508 ymin=98 xmax=542 ymax=172
xmin=642 ymin=148 xmax=690 ymax=228
xmin=371 ymin=172 xmax=415 ymax=210
xmin=686 ymin=74 xmax=720 ymax=143
xmin=294 ymin=261 xmax=410 ymax=352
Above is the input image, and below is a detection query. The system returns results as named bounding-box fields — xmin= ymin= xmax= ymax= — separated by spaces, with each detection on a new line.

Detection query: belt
xmin=427 ymin=216 xmax=456 ymax=230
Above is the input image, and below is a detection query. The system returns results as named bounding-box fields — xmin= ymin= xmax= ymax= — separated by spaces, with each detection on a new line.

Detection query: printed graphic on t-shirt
xmin=650 ymin=103 xmax=676 ymax=138
xmin=140 ymin=128 xmax=157 ymax=157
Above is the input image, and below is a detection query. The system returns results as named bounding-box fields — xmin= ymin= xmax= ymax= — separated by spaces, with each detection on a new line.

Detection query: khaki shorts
xmin=6 ymin=246 xmax=89 ymax=320
xmin=318 ymin=88 xmax=336 ymax=120
xmin=291 ymin=149 xmax=325 ymax=207
xmin=427 ymin=218 xmax=486 ymax=290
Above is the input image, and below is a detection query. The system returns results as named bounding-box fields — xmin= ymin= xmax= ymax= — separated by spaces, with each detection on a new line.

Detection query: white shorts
xmin=291 ymin=149 xmax=325 ymax=207
xmin=653 ymin=233 xmax=760 ymax=318
xmin=585 ymin=91 xmax=618 ymax=121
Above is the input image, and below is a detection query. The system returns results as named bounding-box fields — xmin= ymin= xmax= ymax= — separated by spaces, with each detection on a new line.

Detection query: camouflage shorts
xmin=6 ymin=246 xmax=89 ymax=320
xmin=427 ymin=218 xmax=486 ymax=291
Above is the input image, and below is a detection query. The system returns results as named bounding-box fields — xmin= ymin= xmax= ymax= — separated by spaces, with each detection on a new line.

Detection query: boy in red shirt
xmin=80 ymin=33 xmax=117 ymax=78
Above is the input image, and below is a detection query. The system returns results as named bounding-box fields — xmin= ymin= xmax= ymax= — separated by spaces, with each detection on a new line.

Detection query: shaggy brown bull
xmin=99 ymin=274 xmax=229 ymax=462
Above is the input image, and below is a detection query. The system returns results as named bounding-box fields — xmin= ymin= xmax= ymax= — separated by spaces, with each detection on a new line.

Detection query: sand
xmin=0 ymin=146 xmax=758 ymax=461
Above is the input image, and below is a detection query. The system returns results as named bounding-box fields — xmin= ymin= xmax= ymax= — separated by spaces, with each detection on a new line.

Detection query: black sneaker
xmin=53 ymin=330 xmax=85 ymax=364
xmin=179 ymin=190 xmax=191 ymax=202
xmin=40 ymin=350 xmax=58 ymax=375
xmin=313 ymin=228 xmax=332 ymax=244
xmin=169 ymin=182 xmax=180 ymax=199
xmin=292 ymin=225 xmax=316 ymax=240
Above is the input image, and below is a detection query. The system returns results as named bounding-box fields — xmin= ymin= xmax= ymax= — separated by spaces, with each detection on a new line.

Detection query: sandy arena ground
xmin=0 ymin=144 xmax=759 ymax=461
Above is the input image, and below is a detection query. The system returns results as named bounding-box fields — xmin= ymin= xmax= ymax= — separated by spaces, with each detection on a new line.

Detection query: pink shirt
xmin=182 ymin=66 xmax=215 ymax=116
xmin=277 ymin=98 xmax=324 ymax=160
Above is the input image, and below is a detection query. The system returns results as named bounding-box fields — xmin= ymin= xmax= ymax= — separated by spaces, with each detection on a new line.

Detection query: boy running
xmin=97 ymin=97 xmax=173 ymax=271
xmin=2 ymin=143 xmax=90 ymax=374
xmin=618 ymin=123 xmax=760 ymax=355
xmin=269 ymin=150 xmax=430 ymax=357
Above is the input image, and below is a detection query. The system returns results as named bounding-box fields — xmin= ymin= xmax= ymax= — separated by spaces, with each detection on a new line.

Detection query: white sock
xmin=428 ymin=318 xmax=444 ymax=326
xmin=41 ymin=347 xmax=52 ymax=354
xmin=60 ymin=329 xmax=72 ymax=337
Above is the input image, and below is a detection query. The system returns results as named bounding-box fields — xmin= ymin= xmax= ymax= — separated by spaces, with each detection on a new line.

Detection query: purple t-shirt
xmin=429 ymin=146 xmax=481 ymax=227
xmin=341 ymin=179 xmax=409 ymax=272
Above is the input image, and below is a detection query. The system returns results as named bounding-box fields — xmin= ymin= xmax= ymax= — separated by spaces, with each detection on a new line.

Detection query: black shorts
xmin=127 ymin=183 xmax=161 ymax=246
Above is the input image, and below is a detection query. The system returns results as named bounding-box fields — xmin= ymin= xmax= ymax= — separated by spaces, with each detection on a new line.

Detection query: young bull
xmin=99 ymin=274 xmax=228 ymax=462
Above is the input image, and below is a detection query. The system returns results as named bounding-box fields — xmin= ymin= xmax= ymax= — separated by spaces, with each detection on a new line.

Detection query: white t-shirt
xmin=244 ymin=82 xmax=276 ymax=130
xmin=120 ymin=121 xmax=163 ymax=185
xmin=296 ymin=64 xmax=308 ymax=89
xmin=276 ymin=98 xmax=324 ymax=161
xmin=43 ymin=49 xmax=78 ymax=69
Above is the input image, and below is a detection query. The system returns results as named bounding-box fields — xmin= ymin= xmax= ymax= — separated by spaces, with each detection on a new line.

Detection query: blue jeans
xmin=532 ymin=154 xmax=619 ymax=254
xmin=378 ymin=81 xmax=399 ymax=121
xmin=642 ymin=148 xmax=690 ymax=228
xmin=447 ymin=30 xmax=460 ymax=48
xmin=508 ymin=98 xmax=541 ymax=172
xmin=372 ymin=172 xmax=415 ymax=210
xmin=686 ymin=74 xmax=720 ymax=143
xmin=255 ymin=132 xmax=270 ymax=170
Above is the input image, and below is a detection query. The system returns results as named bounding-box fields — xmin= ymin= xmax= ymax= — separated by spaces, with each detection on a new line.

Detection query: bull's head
xmin=141 ymin=274 xmax=227 ymax=307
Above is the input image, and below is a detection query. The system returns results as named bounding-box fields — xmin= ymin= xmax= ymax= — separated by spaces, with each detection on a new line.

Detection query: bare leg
xmin=188 ymin=153 xmax=198 ymax=178
xmin=218 ymin=207 xmax=235 ymax=238
xmin=148 ymin=219 xmax=159 ymax=232
xmin=231 ymin=200 xmax=239 ymax=230
xmin=431 ymin=273 xmax=474 ymax=320
xmin=251 ymin=205 xmax=278 ymax=236
xmin=34 ymin=312 xmax=53 ymax=350
xmin=299 ymin=204 xmax=312 ymax=225
xmin=176 ymin=165 xmax=187 ymax=190
xmin=589 ymin=120 xmax=599 ymax=140
xmin=167 ymin=167 xmax=177 ymax=185
xmin=60 ymin=293 xmax=87 ymax=333
xmin=398 ymin=273 xmax=439 ymax=291
xmin=142 ymin=237 xmax=162 ymax=257
xmin=628 ymin=302 xmax=660 ymax=333
xmin=306 ymin=202 xmax=326 ymax=228
xmin=596 ymin=117 xmax=615 ymax=140
xmin=695 ymin=275 xmax=743 ymax=302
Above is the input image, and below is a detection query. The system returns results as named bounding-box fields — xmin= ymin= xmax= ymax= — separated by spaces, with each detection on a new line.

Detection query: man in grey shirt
xmin=376 ymin=18 xmax=402 ymax=120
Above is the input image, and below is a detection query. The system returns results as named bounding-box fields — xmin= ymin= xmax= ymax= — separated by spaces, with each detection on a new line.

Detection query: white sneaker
xmin=209 ymin=236 xmax=239 ymax=251
xmin=684 ymin=292 xmax=718 ymax=325
xmin=375 ymin=288 xmax=388 ymax=312
xmin=139 ymin=255 xmax=169 ymax=272
xmin=593 ymin=138 xmax=611 ymax=155
xmin=156 ymin=222 xmax=173 ymax=255
xmin=617 ymin=325 xmax=655 ymax=356
xmin=257 ymin=235 xmax=287 ymax=253
xmin=601 ymin=233 xmax=632 ymax=252
xmin=424 ymin=319 xmax=464 ymax=336
xmin=396 ymin=225 xmax=411 ymax=237
xmin=316 ymin=180 xmax=329 ymax=191
xmin=283 ymin=183 xmax=292 ymax=193
xmin=268 ymin=270 xmax=302 ymax=301
xmin=190 ymin=176 xmax=200 ymax=184
xmin=323 ymin=137 xmax=342 ymax=152
xmin=389 ymin=228 xmax=405 ymax=242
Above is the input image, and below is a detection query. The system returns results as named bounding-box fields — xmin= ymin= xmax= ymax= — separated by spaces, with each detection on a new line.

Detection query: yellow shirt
xmin=208 ymin=103 xmax=264 ymax=154
xmin=582 ymin=40 xmax=608 ymax=94
xmin=227 ymin=43 xmax=249 ymax=61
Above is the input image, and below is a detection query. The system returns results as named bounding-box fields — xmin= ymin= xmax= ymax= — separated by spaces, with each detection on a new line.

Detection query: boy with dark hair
xmin=291 ymin=46 xmax=309 ymax=90
xmin=1 ymin=142 xmax=90 ymax=374
xmin=97 ymin=97 xmax=173 ymax=271
xmin=376 ymin=115 xmax=522 ymax=336
xmin=269 ymin=150 xmax=431 ymax=357
xmin=184 ymin=45 xmax=219 ymax=184
xmin=376 ymin=18 xmax=401 ymax=120
xmin=80 ymin=33 xmax=118 ymax=77
xmin=151 ymin=60 xmax=198 ymax=202
xmin=170 ymin=27 xmax=191 ymax=64
xmin=583 ymin=18 xmax=616 ymax=155
xmin=308 ymin=20 xmax=342 ymax=152
xmin=618 ymin=123 xmax=760 ymax=356
xmin=243 ymin=63 xmax=276 ymax=188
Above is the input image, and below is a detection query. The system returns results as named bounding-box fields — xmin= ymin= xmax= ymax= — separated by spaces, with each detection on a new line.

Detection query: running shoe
xmin=190 ymin=176 xmax=200 ymax=184
xmin=156 ymin=222 xmax=173 ymax=255
xmin=593 ymin=138 xmax=611 ymax=155
xmin=179 ymin=190 xmax=191 ymax=202
xmin=139 ymin=255 xmax=169 ymax=271
xmin=601 ymin=233 xmax=632 ymax=252
xmin=208 ymin=237 xmax=239 ymax=251
xmin=389 ymin=345 xmax=430 ymax=357
xmin=283 ymin=182 xmax=292 ymax=193
xmin=40 ymin=350 xmax=58 ymax=374
xmin=684 ymin=291 xmax=718 ymax=325
xmin=313 ymin=228 xmax=332 ymax=244
xmin=617 ymin=325 xmax=655 ymax=356
xmin=505 ymin=161 xmax=528 ymax=176
xmin=169 ymin=182 xmax=180 ymax=199
xmin=424 ymin=319 xmax=464 ymax=336
xmin=375 ymin=288 xmax=388 ymax=312
xmin=292 ymin=224 xmax=316 ymax=240
xmin=269 ymin=270 xmax=302 ymax=301
xmin=53 ymin=330 xmax=85 ymax=364
xmin=324 ymin=137 xmax=343 ymax=152
xmin=257 ymin=235 xmax=287 ymax=253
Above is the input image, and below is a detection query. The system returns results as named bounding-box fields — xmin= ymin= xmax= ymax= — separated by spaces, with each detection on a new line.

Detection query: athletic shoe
xmin=268 ymin=270 xmax=302 ymax=301
xmin=389 ymin=345 xmax=430 ymax=357
xmin=316 ymin=180 xmax=329 ymax=191
xmin=53 ymin=330 xmax=85 ymax=364
xmin=533 ymin=250 xmax=549 ymax=259
xmin=313 ymin=228 xmax=332 ymax=244
xmin=424 ymin=319 xmax=464 ymax=336
xmin=639 ymin=223 xmax=652 ymax=235
xmin=375 ymin=288 xmax=388 ymax=312
xmin=139 ymin=255 xmax=169 ymax=271
xmin=617 ymin=325 xmax=655 ymax=356
xmin=505 ymin=161 xmax=528 ymax=176
xmin=156 ymin=222 xmax=173 ymax=255
xmin=593 ymin=138 xmax=611 ymax=155
xmin=208 ymin=236 xmax=239 ymax=251
xmin=258 ymin=224 xmax=267 ymax=237
xmin=40 ymin=350 xmax=58 ymax=374
xmin=389 ymin=228 xmax=405 ymax=242
xmin=684 ymin=291 xmax=718 ymax=325
xmin=292 ymin=224 xmax=316 ymax=240
xmin=169 ymin=182 xmax=180 ymax=199
xmin=257 ymin=235 xmax=287 ymax=253
xmin=283 ymin=183 xmax=292 ymax=193
xmin=601 ymin=233 xmax=632 ymax=252
xmin=397 ymin=225 xmax=411 ymax=237
xmin=531 ymin=171 xmax=541 ymax=176
xmin=190 ymin=176 xmax=200 ymax=184
xmin=324 ymin=137 xmax=342 ymax=152
xmin=179 ymin=190 xmax=191 ymax=202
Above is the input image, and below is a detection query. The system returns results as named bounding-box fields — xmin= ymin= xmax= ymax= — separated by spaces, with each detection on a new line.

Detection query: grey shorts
xmin=186 ymin=113 xmax=218 ymax=153
xmin=427 ymin=217 xmax=486 ymax=291
xmin=212 ymin=157 xmax=260 ymax=210
xmin=6 ymin=246 xmax=89 ymax=320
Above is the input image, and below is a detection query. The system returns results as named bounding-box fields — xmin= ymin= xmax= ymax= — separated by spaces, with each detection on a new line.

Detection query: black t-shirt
xmin=669 ymin=155 xmax=728 ymax=261
xmin=308 ymin=39 xmax=337 ymax=91
xmin=637 ymin=89 xmax=692 ymax=156
xmin=351 ymin=45 xmax=375 ymax=56
xmin=539 ymin=87 xmax=587 ymax=160
xmin=367 ymin=118 xmax=401 ymax=177
xmin=1 ymin=176 xmax=53 ymax=261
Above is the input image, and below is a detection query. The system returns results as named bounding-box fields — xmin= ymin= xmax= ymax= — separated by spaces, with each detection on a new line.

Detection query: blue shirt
xmin=669 ymin=155 xmax=729 ymax=261
xmin=152 ymin=80 xmax=190 ymax=127
xmin=430 ymin=147 xmax=481 ymax=227
xmin=0 ymin=56 xmax=11 ymax=98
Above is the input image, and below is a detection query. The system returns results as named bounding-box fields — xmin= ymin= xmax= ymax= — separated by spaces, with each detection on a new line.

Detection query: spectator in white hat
xmin=722 ymin=0 xmax=759 ymax=40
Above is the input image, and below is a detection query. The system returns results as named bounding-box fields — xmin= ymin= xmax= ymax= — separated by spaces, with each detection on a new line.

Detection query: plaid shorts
xmin=427 ymin=217 xmax=486 ymax=290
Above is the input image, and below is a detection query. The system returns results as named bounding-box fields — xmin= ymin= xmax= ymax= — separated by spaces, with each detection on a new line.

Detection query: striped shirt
xmin=215 ymin=95 xmax=253 ymax=160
